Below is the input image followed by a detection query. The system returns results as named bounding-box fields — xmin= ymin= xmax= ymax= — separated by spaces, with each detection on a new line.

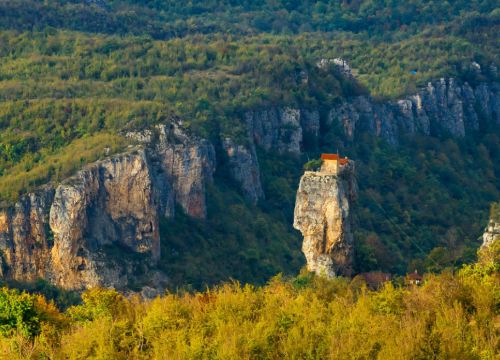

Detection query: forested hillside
xmin=0 ymin=0 xmax=499 ymax=289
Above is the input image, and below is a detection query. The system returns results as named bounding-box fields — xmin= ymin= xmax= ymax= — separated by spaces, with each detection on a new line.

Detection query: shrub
xmin=303 ymin=158 xmax=322 ymax=171
xmin=0 ymin=288 xmax=40 ymax=338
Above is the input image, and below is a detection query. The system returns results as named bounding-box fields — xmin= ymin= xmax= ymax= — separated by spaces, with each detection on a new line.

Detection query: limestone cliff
xmin=245 ymin=107 xmax=320 ymax=155
xmin=482 ymin=204 xmax=500 ymax=248
xmin=0 ymin=188 xmax=54 ymax=281
xmin=293 ymin=161 xmax=357 ymax=277
xmin=222 ymin=138 xmax=264 ymax=204
xmin=0 ymin=122 xmax=215 ymax=290
xmin=129 ymin=123 xmax=216 ymax=219
xmin=240 ymin=79 xmax=498 ymax=154
xmin=48 ymin=150 xmax=160 ymax=289
xmin=328 ymin=79 xmax=499 ymax=145
xmin=222 ymin=79 xmax=497 ymax=204
xmin=482 ymin=221 xmax=499 ymax=248
xmin=220 ymin=108 xmax=319 ymax=202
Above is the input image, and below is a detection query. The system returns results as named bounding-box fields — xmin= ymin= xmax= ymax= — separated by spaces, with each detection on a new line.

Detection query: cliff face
xmin=0 ymin=189 xmax=54 ymax=281
xmin=240 ymin=80 xmax=499 ymax=155
xmin=245 ymin=107 xmax=320 ymax=155
xmin=227 ymin=79 xmax=498 ymax=201
xmin=145 ymin=124 xmax=216 ymax=219
xmin=48 ymin=150 xmax=160 ymax=289
xmin=328 ymin=79 xmax=499 ymax=145
xmin=220 ymin=79 xmax=499 ymax=203
xmin=293 ymin=162 xmax=357 ymax=277
xmin=0 ymin=122 xmax=215 ymax=289
xmin=0 ymin=78 xmax=497 ymax=289
xmin=222 ymin=138 xmax=264 ymax=204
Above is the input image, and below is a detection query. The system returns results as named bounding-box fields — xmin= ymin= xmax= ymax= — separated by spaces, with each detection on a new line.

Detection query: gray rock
xmin=128 ymin=122 xmax=216 ymax=219
xmin=300 ymin=109 xmax=320 ymax=147
xmin=246 ymin=107 xmax=303 ymax=155
xmin=0 ymin=188 xmax=54 ymax=282
xmin=222 ymin=137 xmax=264 ymax=204
xmin=328 ymin=79 xmax=499 ymax=144
xmin=482 ymin=220 xmax=499 ymax=248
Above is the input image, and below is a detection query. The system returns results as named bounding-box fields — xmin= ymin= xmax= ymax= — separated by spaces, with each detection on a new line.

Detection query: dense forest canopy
xmin=1 ymin=0 xmax=499 ymax=38
xmin=0 ymin=0 xmax=498 ymax=287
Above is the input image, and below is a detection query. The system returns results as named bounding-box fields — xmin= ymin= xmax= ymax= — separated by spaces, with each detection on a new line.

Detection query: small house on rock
xmin=320 ymin=153 xmax=349 ymax=175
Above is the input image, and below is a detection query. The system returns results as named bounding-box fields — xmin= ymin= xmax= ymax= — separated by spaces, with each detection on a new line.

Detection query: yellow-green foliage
xmin=0 ymin=248 xmax=498 ymax=360
xmin=0 ymin=98 xmax=174 ymax=202
xmin=0 ymin=132 xmax=127 ymax=204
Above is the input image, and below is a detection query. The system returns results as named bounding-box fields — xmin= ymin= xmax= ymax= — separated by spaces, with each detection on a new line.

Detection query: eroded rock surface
xmin=328 ymin=79 xmax=499 ymax=145
xmin=482 ymin=204 xmax=500 ymax=247
xmin=245 ymin=107 xmax=303 ymax=155
xmin=222 ymin=137 xmax=264 ymax=203
xmin=0 ymin=122 xmax=215 ymax=289
xmin=48 ymin=150 xmax=160 ymax=289
xmin=0 ymin=189 xmax=54 ymax=281
xmin=293 ymin=161 xmax=357 ymax=277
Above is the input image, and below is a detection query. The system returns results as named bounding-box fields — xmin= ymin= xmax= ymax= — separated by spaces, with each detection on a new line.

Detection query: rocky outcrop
xmin=0 ymin=188 xmax=54 ymax=281
xmin=482 ymin=220 xmax=499 ymax=248
xmin=0 ymin=77 xmax=497 ymax=290
xmin=126 ymin=123 xmax=216 ymax=219
xmin=293 ymin=161 xmax=357 ymax=277
xmin=243 ymin=80 xmax=498 ymax=153
xmin=0 ymin=122 xmax=215 ymax=289
xmin=245 ymin=107 xmax=305 ymax=155
xmin=300 ymin=109 xmax=321 ymax=148
xmin=48 ymin=150 xmax=160 ymax=289
xmin=225 ymin=108 xmax=320 ymax=201
xmin=317 ymin=58 xmax=354 ymax=78
xmin=147 ymin=123 xmax=216 ymax=219
xmin=482 ymin=204 xmax=499 ymax=248
xmin=0 ymin=151 xmax=161 ymax=289
xmin=235 ymin=79 xmax=497 ymax=212
xmin=222 ymin=138 xmax=264 ymax=203
xmin=328 ymin=79 xmax=499 ymax=145
xmin=244 ymin=104 xmax=322 ymax=154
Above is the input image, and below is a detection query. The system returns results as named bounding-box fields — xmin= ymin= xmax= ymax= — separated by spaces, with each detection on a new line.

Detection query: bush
xmin=303 ymin=158 xmax=322 ymax=171
xmin=0 ymin=288 xmax=40 ymax=338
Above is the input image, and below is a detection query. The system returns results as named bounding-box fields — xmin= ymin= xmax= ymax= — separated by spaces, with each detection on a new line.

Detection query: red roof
xmin=321 ymin=153 xmax=340 ymax=160
xmin=321 ymin=154 xmax=349 ymax=165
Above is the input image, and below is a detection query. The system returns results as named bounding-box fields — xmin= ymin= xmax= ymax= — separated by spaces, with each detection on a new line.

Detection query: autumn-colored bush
xmin=0 ymin=245 xmax=498 ymax=359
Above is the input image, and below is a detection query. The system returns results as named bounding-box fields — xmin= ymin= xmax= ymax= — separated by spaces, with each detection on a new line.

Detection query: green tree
xmin=0 ymin=288 xmax=40 ymax=338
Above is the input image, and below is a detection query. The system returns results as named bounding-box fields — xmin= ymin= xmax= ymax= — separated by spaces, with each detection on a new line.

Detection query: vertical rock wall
xmin=327 ymin=79 xmax=499 ymax=144
xmin=293 ymin=162 xmax=357 ymax=277
xmin=0 ymin=122 xmax=216 ymax=289
xmin=222 ymin=138 xmax=264 ymax=204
